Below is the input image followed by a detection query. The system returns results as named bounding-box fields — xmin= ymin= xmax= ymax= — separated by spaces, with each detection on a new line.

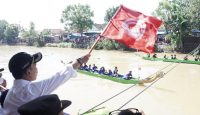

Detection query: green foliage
xmin=61 ymin=4 xmax=94 ymax=37
xmin=42 ymin=29 xmax=51 ymax=36
xmin=152 ymin=0 xmax=200 ymax=51
xmin=22 ymin=22 xmax=39 ymax=40
xmin=0 ymin=20 xmax=8 ymax=40
xmin=104 ymin=6 xmax=119 ymax=23
xmin=34 ymin=39 xmax=45 ymax=47
xmin=4 ymin=24 xmax=20 ymax=40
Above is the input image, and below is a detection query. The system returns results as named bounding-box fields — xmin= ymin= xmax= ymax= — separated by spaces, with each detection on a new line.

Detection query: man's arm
xmin=72 ymin=54 xmax=90 ymax=70
xmin=28 ymin=54 xmax=90 ymax=96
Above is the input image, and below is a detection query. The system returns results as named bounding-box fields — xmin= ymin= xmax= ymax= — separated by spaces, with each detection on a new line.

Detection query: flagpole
xmin=88 ymin=5 xmax=122 ymax=54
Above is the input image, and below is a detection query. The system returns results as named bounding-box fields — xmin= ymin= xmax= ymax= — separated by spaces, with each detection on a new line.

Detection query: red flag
xmin=101 ymin=5 xmax=162 ymax=53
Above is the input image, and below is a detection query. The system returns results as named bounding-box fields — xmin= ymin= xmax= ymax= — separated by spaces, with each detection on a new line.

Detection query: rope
xmin=117 ymin=45 xmax=200 ymax=109
xmin=118 ymin=62 xmax=179 ymax=110
xmin=81 ymin=45 xmax=200 ymax=114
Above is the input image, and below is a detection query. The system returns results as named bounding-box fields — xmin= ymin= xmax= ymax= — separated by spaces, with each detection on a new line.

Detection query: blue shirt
xmin=92 ymin=66 xmax=97 ymax=70
xmin=126 ymin=73 xmax=132 ymax=77
xmin=108 ymin=71 xmax=113 ymax=76
xmin=88 ymin=67 xmax=92 ymax=72
xmin=113 ymin=69 xmax=118 ymax=74
xmin=98 ymin=70 xmax=103 ymax=74
xmin=83 ymin=65 xmax=88 ymax=70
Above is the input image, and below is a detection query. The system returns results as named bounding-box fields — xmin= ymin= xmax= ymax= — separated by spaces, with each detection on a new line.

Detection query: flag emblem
xmin=122 ymin=19 xmax=146 ymax=40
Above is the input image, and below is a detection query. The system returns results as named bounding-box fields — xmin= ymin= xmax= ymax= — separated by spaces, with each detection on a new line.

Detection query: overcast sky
xmin=0 ymin=0 xmax=162 ymax=30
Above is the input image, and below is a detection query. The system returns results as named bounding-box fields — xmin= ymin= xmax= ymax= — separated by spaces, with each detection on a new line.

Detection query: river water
xmin=0 ymin=46 xmax=200 ymax=115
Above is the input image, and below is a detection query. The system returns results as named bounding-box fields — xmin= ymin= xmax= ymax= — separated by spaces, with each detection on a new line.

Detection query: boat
xmin=142 ymin=57 xmax=200 ymax=65
xmin=77 ymin=70 xmax=163 ymax=84
xmin=77 ymin=70 xmax=140 ymax=84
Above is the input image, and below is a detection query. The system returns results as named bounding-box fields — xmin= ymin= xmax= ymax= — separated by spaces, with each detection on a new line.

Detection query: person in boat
xmin=195 ymin=55 xmax=199 ymax=61
xmin=88 ymin=64 xmax=93 ymax=72
xmin=107 ymin=70 xmax=113 ymax=77
xmin=152 ymin=54 xmax=157 ymax=58
xmin=164 ymin=54 xmax=168 ymax=59
xmin=92 ymin=64 xmax=98 ymax=73
xmin=83 ymin=63 xmax=88 ymax=71
xmin=102 ymin=67 xmax=105 ymax=74
xmin=124 ymin=71 xmax=135 ymax=80
xmin=3 ymin=52 xmax=90 ymax=115
xmin=113 ymin=66 xmax=119 ymax=77
xmin=18 ymin=94 xmax=71 ymax=115
xmin=98 ymin=67 xmax=104 ymax=75
xmin=173 ymin=55 xmax=177 ymax=59
xmin=184 ymin=55 xmax=188 ymax=60
xmin=171 ymin=55 xmax=173 ymax=59
xmin=104 ymin=70 xmax=108 ymax=75
xmin=78 ymin=65 xmax=84 ymax=70
xmin=147 ymin=53 xmax=150 ymax=58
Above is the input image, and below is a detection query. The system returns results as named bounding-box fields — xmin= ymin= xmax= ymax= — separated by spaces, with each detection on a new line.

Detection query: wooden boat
xmin=143 ymin=57 xmax=200 ymax=65
xmin=77 ymin=70 xmax=164 ymax=84
xmin=77 ymin=70 xmax=140 ymax=84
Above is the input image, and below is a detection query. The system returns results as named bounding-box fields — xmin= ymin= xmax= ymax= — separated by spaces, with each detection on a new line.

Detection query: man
xmin=152 ymin=54 xmax=157 ymax=58
xmin=171 ymin=55 xmax=173 ymax=59
xmin=173 ymin=55 xmax=177 ymax=59
xmin=88 ymin=65 xmax=92 ymax=72
xmin=184 ymin=55 xmax=188 ymax=60
xmin=83 ymin=63 xmax=88 ymax=71
xmin=4 ymin=52 xmax=90 ymax=115
xmin=98 ymin=67 xmax=104 ymax=75
xmin=195 ymin=55 xmax=199 ymax=61
xmin=125 ymin=71 xmax=133 ymax=80
xmin=18 ymin=94 xmax=71 ymax=115
xmin=113 ymin=67 xmax=119 ymax=77
xmin=92 ymin=64 xmax=98 ymax=73
xmin=107 ymin=70 xmax=113 ymax=77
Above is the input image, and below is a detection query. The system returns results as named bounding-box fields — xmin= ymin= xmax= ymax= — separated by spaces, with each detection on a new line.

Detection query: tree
xmin=60 ymin=4 xmax=94 ymax=37
xmin=0 ymin=20 xmax=8 ymax=40
xmin=104 ymin=6 xmax=119 ymax=23
xmin=4 ymin=24 xmax=20 ymax=41
xmin=22 ymin=22 xmax=39 ymax=41
xmin=152 ymin=0 xmax=195 ymax=51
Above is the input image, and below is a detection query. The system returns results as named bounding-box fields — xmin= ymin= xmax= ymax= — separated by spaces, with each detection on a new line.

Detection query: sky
xmin=0 ymin=0 xmax=162 ymax=31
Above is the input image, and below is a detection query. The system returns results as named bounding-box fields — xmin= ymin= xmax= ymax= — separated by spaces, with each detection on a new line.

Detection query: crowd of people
xmin=148 ymin=53 xmax=200 ymax=61
xmin=78 ymin=63 xmax=135 ymax=80
xmin=0 ymin=52 xmax=145 ymax=115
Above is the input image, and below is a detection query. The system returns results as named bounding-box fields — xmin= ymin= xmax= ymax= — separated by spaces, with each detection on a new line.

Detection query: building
xmin=84 ymin=23 xmax=106 ymax=36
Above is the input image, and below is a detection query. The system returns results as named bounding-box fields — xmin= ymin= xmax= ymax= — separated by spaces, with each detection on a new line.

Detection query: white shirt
xmin=4 ymin=65 xmax=77 ymax=115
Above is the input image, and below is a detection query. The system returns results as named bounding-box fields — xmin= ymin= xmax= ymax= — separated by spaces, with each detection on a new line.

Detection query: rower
xmin=184 ymin=56 xmax=188 ymax=60
xmin=153 ymin=54 xmax=157 ymax=58
xmin=164 ymin=54 xmax=168 ymax=59
xmin=171 ymin=55 xmax=173 ymax=59
xmin=173 ymin=55 xmax=177 ymax=59
xmin=195 ymin=56 xmax=199 ymax=61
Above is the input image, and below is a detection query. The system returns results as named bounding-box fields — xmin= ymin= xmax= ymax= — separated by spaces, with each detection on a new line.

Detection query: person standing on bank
xmin=4 ymin=52 xmax=90 ymax=115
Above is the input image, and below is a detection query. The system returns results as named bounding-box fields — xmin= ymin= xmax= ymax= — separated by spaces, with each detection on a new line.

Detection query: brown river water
xmin=0 ymin=46 xmax=200 ymax=115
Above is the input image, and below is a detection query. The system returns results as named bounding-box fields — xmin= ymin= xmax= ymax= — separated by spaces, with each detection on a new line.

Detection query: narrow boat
xmin=77 ymin=70 xmax=163 ymax=84
xmin=143 ymin=57 xmax=200 ymax=65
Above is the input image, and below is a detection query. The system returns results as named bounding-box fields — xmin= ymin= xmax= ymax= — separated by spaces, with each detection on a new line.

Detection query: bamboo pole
xmin=88 ymin=5 xmax=122 ymax=54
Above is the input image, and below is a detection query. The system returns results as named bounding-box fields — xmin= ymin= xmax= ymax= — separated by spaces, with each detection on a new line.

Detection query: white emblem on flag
xmin=122 ymin=19 xmax=146 ymax=40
